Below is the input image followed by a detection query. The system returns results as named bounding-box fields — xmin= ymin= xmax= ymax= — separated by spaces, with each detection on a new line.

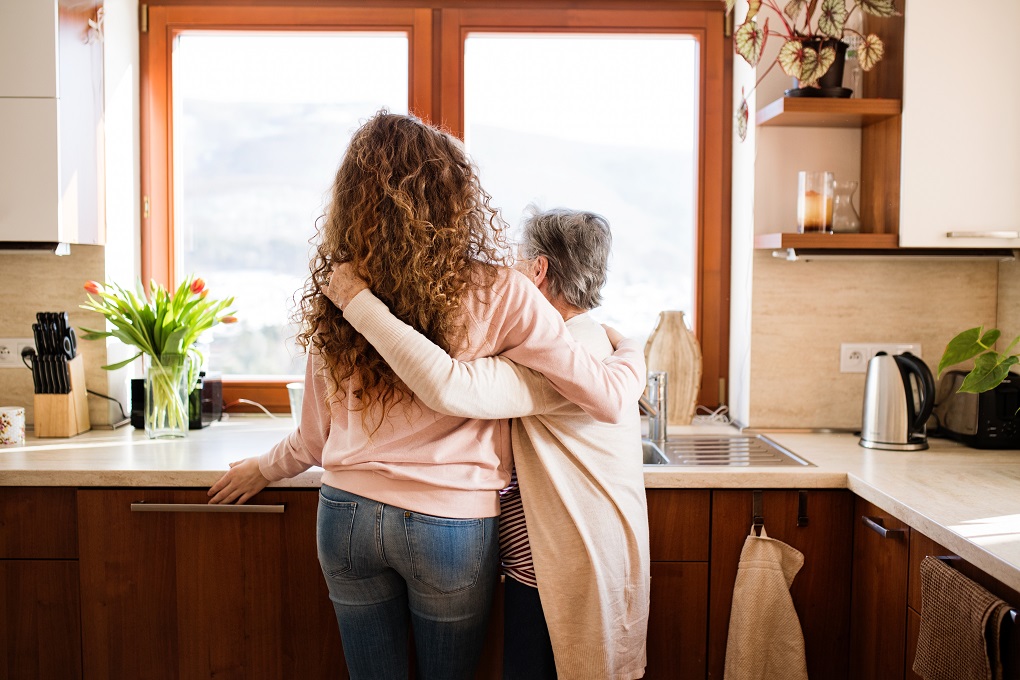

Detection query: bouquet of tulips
xmin=81 ymin=276 xmax=236 ymax=436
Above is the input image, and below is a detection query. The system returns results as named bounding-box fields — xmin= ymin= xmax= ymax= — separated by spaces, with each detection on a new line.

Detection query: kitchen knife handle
xmin=130 ymin=502 xmax=285 ymax=514
xmin=861 ymin=515 xmax=906 ymax=539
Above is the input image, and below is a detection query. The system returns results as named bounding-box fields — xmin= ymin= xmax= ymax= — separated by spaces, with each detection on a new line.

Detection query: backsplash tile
xmin=747 ymin=253 xmax=999 ymax=429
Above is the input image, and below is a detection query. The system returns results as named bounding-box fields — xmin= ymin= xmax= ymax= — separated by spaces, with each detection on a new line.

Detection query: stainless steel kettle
xmin=859 ymin=351 xmax=936 ymax=451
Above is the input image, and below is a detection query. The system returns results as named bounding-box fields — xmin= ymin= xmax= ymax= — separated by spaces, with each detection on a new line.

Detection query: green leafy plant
xmin=726 ymin=0 xmax=900 ymax=140
xmin=80 ymin=276 xmax=237 ymax=436
xmin=938 ymin=327 xmax=1019 ymax=393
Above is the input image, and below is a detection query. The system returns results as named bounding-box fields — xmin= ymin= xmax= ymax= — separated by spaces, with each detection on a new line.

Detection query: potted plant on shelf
xmin=727 ymin=0 xmax=900 ymax=140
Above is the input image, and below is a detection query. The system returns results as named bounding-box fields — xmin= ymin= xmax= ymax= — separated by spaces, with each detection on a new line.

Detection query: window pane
xmin=464 ymin=34 xmax=698 ymax=341
xmin=173 ymin=33 xmax=408 ymax=375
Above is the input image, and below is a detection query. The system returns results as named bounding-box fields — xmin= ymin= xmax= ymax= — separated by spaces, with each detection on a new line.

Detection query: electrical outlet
xmin=0 ymin=338 xmax=36 ymax=369
xmin=840 ymin=342 xmax=923 ymax=373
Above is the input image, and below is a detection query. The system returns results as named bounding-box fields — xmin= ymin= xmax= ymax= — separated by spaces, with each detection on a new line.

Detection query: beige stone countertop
xmin=2 ymin=418 xmax=1019 ymax=592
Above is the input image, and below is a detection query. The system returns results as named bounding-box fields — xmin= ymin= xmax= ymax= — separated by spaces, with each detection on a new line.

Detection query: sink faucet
xmin=639 ymin=371 xmax=668 ymax=446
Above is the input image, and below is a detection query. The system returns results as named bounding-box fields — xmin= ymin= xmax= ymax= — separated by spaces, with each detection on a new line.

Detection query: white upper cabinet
xmin=0 ymin=0 xmax=104 ymax=246
xmin=0 ymin=0 xmax=58 ymax=97
xmin=898 ymin=0 xmax=1020 ymax=247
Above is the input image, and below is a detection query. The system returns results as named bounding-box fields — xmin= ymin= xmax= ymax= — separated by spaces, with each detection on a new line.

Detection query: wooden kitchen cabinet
xmin=849 ymin=495 xmax=910 ymax=680
xmin=709 ymin=489 xmax=854 ymax=680
xmin=645 ymin=489 xmax=710 ymax=679
xmin=0 ymin=487 xmax=81 ymax=680
xmin=77 ymin=488 xmax=345 ymax=680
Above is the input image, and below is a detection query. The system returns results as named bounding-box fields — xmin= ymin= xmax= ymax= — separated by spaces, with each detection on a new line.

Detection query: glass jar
xmin=797 ymin=171 xmax=834 ymax=233
xmin=832 ymin=179 xmax=862 ymax=233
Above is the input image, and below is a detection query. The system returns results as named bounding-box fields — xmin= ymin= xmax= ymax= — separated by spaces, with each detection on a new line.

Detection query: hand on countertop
xmin=324 ymin=262 xmax=369 ymax=311
xmin=208 ymin=457 xmax=270 ymax=505
xmin=602 ymin=324 xmax=625 ymax=349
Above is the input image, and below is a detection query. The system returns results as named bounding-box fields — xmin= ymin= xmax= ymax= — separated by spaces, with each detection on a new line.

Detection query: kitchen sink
xmin=641 ymin=434 xmax=812 ymax=467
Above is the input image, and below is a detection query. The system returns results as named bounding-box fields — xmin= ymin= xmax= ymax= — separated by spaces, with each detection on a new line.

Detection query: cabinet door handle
xmin=130 ymin=502 xmax=285 ymax=514
xmin=946 ymin=230 xmax=1020 ymax=239
xmin=861 ymin=515 xmax=905 ymax=538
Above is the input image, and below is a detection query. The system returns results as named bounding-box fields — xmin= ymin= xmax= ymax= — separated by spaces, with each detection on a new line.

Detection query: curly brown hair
xmin=297 ymin=111 xmax=510 ymax=426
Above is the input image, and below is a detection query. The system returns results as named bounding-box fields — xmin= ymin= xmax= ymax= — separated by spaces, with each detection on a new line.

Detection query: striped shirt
xmin=499 ymin=466 xmax=537 ymax=587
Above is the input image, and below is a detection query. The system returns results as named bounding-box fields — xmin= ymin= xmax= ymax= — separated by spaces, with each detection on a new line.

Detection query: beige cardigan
xmin=344 ymin=290 xmax=651 ymax=680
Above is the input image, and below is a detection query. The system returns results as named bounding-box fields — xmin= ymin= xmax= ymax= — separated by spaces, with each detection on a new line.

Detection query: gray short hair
xmin=517 ymin=207 xmax=612 ymax=311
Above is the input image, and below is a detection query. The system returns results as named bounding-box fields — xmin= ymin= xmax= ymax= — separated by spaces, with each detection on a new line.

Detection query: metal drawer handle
xmin=861 ymin=515 xmax=905 ymax=538
xmin=946 ymin=230 xmax=1020 ymax=239
xmin=130 ymin=502 xmax=285 ymax=514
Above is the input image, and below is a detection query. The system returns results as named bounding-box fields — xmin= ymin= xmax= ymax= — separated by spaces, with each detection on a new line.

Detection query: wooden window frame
xmin=140 ymin=1 xmax=731 ymax=412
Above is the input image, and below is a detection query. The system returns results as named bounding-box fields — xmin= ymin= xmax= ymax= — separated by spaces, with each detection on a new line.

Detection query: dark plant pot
xmin=785 ymin=38 xmax=852 ymax=98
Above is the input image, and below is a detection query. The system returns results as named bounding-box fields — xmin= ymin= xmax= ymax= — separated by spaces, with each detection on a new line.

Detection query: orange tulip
xmin=84 ymin=280 xmax=101 ymax=294
xmin=220 ymin=315 xmax=238 ymax=324
xmin=190 ymin=278 xmax=206 ymax=294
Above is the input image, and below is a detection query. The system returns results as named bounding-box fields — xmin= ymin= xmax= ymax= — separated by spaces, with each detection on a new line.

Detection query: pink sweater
xmin=258 ymin=267 xmax=645 ymax=518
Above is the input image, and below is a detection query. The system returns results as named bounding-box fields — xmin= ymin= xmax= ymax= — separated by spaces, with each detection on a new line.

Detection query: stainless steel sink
xmin=642 ymin=434 xmax=812 ymax=467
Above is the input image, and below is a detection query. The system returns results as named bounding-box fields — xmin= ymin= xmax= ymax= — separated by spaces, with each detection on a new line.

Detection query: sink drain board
xmin=662 ymin=435 xmax=811 ymax=467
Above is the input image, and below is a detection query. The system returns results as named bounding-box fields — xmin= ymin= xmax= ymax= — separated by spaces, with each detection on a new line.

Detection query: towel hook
xmin=752 ymin=490 xmax=764 ymax=532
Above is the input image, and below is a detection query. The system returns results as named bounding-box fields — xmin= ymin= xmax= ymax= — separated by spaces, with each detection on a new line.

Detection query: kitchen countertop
xmin=2 ymin=418 xmax=1019 ymax=592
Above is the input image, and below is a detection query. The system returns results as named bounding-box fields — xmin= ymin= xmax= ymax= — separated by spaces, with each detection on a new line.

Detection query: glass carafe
xmin=832 ymin=180 xmax=862 ymax=233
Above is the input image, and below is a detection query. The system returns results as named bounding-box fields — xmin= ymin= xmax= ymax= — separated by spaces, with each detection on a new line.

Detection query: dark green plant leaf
xmin=818 ymin=0 xmax=848 ymax=38
xmin=937 ymin=326 xmax=1000 ymax=376
xmin=959 ymin=352 xmax=1019 ymax=393
xmin=858 ymin=33 xmax=885 ymax=70
xmin=858 ymin=0 xmax=898 ymax=17
xmin=735 ymin=18 xmax=766 ymax=66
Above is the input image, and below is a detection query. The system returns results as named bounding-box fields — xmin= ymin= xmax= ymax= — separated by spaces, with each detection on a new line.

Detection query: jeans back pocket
xmin=317 ymin=493 xmax=357 ymax=578
xmin=404 ymin=514 xmax=490 ymax=594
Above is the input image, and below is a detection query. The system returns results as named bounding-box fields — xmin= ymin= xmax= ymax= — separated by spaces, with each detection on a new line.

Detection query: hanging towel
xmin=723 ymin=526 xmax=809 ymax=680
xmin=913 ymin=555 xmax=1013 ymax=680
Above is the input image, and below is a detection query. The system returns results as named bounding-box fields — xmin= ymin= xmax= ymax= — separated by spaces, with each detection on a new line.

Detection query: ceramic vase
xmin=645 ymin=311 xmax=702 ymax=426
xmin=144 ymin=354 xmax=192 ymax=439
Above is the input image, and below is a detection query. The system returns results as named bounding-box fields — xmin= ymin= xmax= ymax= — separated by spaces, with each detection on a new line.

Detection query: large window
xmin=141 ymin=3 xmax=729 ymax=409
xmin=464 ymin=33 xmax=697 ymax=340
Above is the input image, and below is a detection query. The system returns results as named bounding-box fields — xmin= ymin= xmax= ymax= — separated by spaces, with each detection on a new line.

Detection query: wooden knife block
xmin=34 ymin=355 xmax=91 ymax=437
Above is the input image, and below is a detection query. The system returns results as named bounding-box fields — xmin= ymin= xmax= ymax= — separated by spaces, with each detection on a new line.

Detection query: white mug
xmin=0 ymin=406 xmax=26 ymax=447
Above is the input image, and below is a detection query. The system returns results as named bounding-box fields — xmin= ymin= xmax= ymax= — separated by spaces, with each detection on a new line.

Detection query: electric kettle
xmin=859 ymin=351 xmax=936 ymax=451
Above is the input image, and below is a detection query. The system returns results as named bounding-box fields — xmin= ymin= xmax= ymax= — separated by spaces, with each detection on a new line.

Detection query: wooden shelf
xmin=756 ymin=98 xmax=902 ymax=128
xmin=755 ymin=232 xmax=899 ymax=249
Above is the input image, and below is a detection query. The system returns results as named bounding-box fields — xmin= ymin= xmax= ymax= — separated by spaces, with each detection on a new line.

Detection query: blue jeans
xmin=316 ymin=484 xmax=499 ymax=680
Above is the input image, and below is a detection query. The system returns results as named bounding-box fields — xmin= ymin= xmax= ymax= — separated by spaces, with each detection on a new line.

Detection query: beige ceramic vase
xmin=644 ymin=310 xmax=702 ymax=426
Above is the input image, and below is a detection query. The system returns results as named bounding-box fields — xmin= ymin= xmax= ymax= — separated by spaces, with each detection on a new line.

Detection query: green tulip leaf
xmin=959 ymin=353 xmax=1019 ymax=393
xmin=937 ymin=327 xmax=1001 ymax=376
xmin=858 ymin=0 xmax=898 ymax=17
xmin=735 ymin=18 xmax=766 ymax=66
xmin=101 ymin=352 xmax=143 ymax=372
xmin=818 ymin=0 xmax=848 ymax=39
xmin=858 ymin=33 xmax=885 ymax=71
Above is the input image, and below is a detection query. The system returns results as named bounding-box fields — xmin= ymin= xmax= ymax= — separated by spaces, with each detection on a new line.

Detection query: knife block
xmin=34 ymin=355 xmax=91 ymax=437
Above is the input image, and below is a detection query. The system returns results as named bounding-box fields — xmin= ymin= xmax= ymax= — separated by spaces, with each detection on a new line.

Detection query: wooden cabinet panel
xmin=0 ymin=0 xmax=57 ymax=97
xmin=0 ymin=487 xmax=77 ymax=559
xmin=646 ymin=489 xmax=710 ymax=562
xmin=709 ymin=490 xmax=853 ymax=680
xmin=905 ymin=607 xmax=921 ymax=680
xmin=78 ymin=489 xmax=345 ymax=680
xmin=0 ymin=560 xmax=81 ymax=680
xmin=646 ymin=561 xmax=708 ymax=679
xmin=849 ymin=496 xmax=910 ymax=680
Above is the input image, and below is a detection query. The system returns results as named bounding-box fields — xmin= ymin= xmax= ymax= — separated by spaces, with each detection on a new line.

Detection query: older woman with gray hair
xmin=326 ymin=207 xmax=650 ymax=680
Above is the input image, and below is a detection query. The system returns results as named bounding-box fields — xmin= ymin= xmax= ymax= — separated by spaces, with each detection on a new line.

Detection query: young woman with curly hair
xmin=208 ymin=111 xmax=646 ymax=680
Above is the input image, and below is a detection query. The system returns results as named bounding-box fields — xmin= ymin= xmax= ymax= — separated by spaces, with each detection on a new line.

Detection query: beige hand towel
xmin=723 ymin=526 xmax=809 ymax=680
xmin=913 ymin=555 xmax=1013 ymax=680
